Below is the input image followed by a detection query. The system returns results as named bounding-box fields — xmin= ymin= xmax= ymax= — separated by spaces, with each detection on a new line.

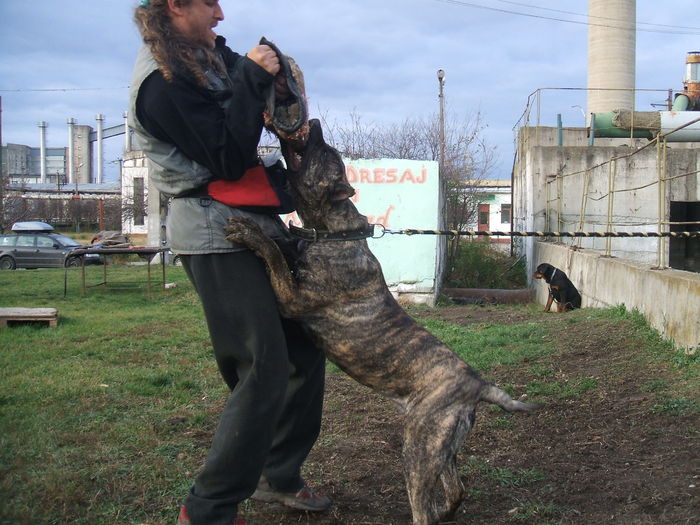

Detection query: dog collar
xmin=288 ymin=223 xmax=375 ymax=242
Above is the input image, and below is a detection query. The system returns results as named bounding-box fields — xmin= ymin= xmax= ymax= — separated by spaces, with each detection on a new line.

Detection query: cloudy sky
xmin=1 ymin=0 xmax=698 ymax=181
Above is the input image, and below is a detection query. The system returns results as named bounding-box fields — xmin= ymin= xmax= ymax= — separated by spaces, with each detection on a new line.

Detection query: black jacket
xmin=135 ymin=36 xmax=274 ymax=182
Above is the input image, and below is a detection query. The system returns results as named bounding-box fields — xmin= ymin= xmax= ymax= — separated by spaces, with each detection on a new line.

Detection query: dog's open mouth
xmin=284 ymin=143 xmax=304 ymax=173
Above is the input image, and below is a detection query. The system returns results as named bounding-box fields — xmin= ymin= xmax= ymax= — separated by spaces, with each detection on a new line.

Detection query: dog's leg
xmin=224 ymin=218 xmax=319 ymax=317
xmin=403 ymin=438 xmax=440 ymax=525
xmin=403 ymin=403 xmax=469 ymax=525
xmin=544 ymin=293 xmax=554 ymax=312
xmin=438 ymin=453 xmax=465 ymax=521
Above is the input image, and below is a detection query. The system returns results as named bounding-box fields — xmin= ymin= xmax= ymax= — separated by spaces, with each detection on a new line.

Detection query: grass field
xmin=0 ymin=264 xmax=697 ymax=524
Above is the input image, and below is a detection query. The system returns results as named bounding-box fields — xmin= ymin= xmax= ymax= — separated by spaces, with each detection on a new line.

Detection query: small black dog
xmin=533 ymin=263 xmax=582 ymax=312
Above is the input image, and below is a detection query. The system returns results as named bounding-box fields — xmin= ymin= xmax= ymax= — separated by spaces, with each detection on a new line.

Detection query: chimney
xmin=39 ymin=121 xmax=47 ymax=183
xmin=587 ymin=0 xmax=637 ymax=119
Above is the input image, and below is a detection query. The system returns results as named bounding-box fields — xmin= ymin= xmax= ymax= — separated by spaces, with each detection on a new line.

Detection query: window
xmin=501 ymin=204 xmax=511 ymax=224
xmin=0 ymin=236 xmax=15 ymax=247
xmin=133 ymin=177 xmax=145 ymax=226
xmin=36 ymin=237 xmax=55 ymax=248
xmin=16 ymin=235 xmax=35 ymax=247
xmin=478 ymin=203 xmax=490 ymax=231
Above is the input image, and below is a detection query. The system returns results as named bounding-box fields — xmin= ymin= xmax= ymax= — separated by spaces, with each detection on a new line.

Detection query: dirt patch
xmin=245 ymin=306 xmax=698 ymax=524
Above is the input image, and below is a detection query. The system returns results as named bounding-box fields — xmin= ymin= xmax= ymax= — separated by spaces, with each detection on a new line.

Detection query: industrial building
xmin=514 ymin=0 xmax=699 ymax=350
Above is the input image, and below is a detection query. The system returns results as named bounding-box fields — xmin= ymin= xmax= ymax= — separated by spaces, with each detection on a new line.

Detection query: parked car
xmin=164 ymin=249 xmax=182 ymax=266
xmin=0 ymin=222 xmax=100 ymax=270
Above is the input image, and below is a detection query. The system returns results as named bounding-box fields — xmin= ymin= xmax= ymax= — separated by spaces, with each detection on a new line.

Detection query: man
xmin=130 ymin=1 xmax=329 ymax=524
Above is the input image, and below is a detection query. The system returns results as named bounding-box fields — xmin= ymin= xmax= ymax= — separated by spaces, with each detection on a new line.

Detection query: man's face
xmin=172 ymin=0 xmax=224 ymax=48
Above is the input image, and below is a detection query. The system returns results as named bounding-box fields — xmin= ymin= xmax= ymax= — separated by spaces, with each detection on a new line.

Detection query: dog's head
xmin=533 ymin=263 xmax=555 ymax=280
xmin=282 ymin=119 xmax=367 ymax=231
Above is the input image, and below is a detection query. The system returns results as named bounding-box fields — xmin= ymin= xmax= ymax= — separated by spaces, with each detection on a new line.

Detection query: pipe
xmin=557 ymin=113 xmax=563 ymax=146
xmin=96 ymin=114 xmax=104 ymax=184
xmin=443 ymin=288 xmax=535 ymax=305
xmin=123 ymin=111 xmax=131 ymax=152
xmin=38 ymin=121 xmax=47 ymax=183
xmin=591 ymin=112 xmax=652 ymax=139
xmin=672 ymin=94 xmax=690 ymax=111
xmin=591 ymin=110 xmax=700 ymax=141
xmin=660 ymin=111 xmax=700 ymax=141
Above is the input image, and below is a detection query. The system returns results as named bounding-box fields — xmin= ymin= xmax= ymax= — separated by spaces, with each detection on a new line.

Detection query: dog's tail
xmin=479 ymin=383 xmax=539 ymax=412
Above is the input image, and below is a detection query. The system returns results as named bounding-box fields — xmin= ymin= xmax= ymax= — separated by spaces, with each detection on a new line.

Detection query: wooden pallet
xmin=0 ymin=308 xmax=58 ymax=328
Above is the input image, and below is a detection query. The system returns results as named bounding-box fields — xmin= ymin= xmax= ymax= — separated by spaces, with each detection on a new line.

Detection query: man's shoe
xmin=252 ymin=477 xmax=331 ymax=512
xmin=177 ymin=505 xmax=254 ymax=525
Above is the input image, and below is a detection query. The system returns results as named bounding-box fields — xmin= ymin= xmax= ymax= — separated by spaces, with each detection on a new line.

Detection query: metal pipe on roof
xmin=591 ymin=110 xmax=700 ymax=141
xmin=672 ymin=94 xmax=690 ymax=111
xmin=591 ymin=111 xmax=652 ymax=139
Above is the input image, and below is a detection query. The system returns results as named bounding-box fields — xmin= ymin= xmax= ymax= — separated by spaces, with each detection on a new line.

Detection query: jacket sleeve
xmin=136 ymin=54 xmax=274 ymax=181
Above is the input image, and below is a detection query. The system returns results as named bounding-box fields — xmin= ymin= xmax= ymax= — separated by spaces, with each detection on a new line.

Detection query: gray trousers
xmin=181 ymin=250 xmax=325 ymax=525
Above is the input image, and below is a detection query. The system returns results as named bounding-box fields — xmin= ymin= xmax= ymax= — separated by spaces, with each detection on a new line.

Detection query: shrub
xmin=443 ymin=238 xmax=527 ymax=289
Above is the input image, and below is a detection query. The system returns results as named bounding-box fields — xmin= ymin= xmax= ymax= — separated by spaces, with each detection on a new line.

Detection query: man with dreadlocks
xmin=129 ymin=1 xmax=329 ymax=524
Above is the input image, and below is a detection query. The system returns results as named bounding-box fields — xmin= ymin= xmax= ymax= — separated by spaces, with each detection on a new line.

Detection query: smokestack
xmin=39 ymin=121 xmax=47 ymax=183
xmin=587 ymin=0 xmax=636 ymax=118
xmin=96 ymin=114 xmax=104 ymax=184
xmin=684 ymin=51 xmax=700 ymax=106
xmin=67 ymin=118 xmax=76 ymax=185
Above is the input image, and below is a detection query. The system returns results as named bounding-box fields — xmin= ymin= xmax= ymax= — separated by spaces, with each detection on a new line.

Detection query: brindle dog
xmin=224 ymin=119 xmax=538 ymax=525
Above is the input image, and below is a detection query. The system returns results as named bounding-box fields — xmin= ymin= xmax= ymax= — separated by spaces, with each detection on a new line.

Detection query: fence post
xmin=578 ymin=168 xmax=591 ymax=249
xmin=605 ymin=160 xmax=616 ymax=256
xmin=657 ymin=139 xmax=667 ymax=268
xmin=557 ymin=171 xmax=563 ymax=233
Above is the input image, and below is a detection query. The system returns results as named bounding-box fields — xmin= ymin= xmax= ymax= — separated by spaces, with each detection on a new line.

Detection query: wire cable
xmin=0 ymin=87 xmax=129 ymax=93
xmin=431 ymin=0 xmax=700 ymax=35
xmin=494 ymin=0 xmax=700 ymax=31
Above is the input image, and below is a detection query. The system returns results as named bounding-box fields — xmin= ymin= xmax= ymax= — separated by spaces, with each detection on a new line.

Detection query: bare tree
xmin=1 ymin=182 xmax=33 ymax=230
xmin=322 ymin=110 xmax=496 ymax=277
xmin=120 ymin=193 xmax=147 ymax=230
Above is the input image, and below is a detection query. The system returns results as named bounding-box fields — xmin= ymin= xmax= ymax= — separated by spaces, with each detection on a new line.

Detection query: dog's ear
xmin=308 ymin=119 xmax=323 ymax=142
xmin=331 ymin=180 xmax=355 ymax=201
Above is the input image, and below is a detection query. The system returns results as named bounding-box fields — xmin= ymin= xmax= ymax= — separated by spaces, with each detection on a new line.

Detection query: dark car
xmin=0 ymin=222 xmax=100 ymax=270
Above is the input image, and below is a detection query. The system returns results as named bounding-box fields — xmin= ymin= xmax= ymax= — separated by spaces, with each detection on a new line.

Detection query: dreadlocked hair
xmin=134 ymin=0 xmax=225 ymax=87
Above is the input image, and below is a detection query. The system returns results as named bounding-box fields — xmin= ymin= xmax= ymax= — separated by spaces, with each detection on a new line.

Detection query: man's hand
xmin=247 ymin=44 xmax=280 ymax=75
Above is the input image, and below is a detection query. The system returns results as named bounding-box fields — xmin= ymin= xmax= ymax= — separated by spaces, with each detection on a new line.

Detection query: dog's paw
xmin=224 ymin=217 xmax=261 ymax=243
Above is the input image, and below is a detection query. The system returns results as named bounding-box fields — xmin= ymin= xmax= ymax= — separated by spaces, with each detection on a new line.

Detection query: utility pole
xmin=0 ymin=95 xmax=4 ymax=231
xmin=435 ymin=69 xmax=447 ymax=297
xmin=437 ymin=69 xmax=446 ymax=170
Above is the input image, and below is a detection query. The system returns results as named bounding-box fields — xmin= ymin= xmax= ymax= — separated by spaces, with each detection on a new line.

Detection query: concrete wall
xmin=532 ymin=241 xmax=699 ymax=352
xmin=514 ymin=127 xmax=700 ymax=270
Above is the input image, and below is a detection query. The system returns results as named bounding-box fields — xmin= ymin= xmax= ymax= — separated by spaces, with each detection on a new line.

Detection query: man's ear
xmin=167 ymin=0 xmax=185 ymax=16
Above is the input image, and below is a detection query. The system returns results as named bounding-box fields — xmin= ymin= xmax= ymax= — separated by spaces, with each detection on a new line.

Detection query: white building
xmin=468 ymin=179 xmax=512 ymax=251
